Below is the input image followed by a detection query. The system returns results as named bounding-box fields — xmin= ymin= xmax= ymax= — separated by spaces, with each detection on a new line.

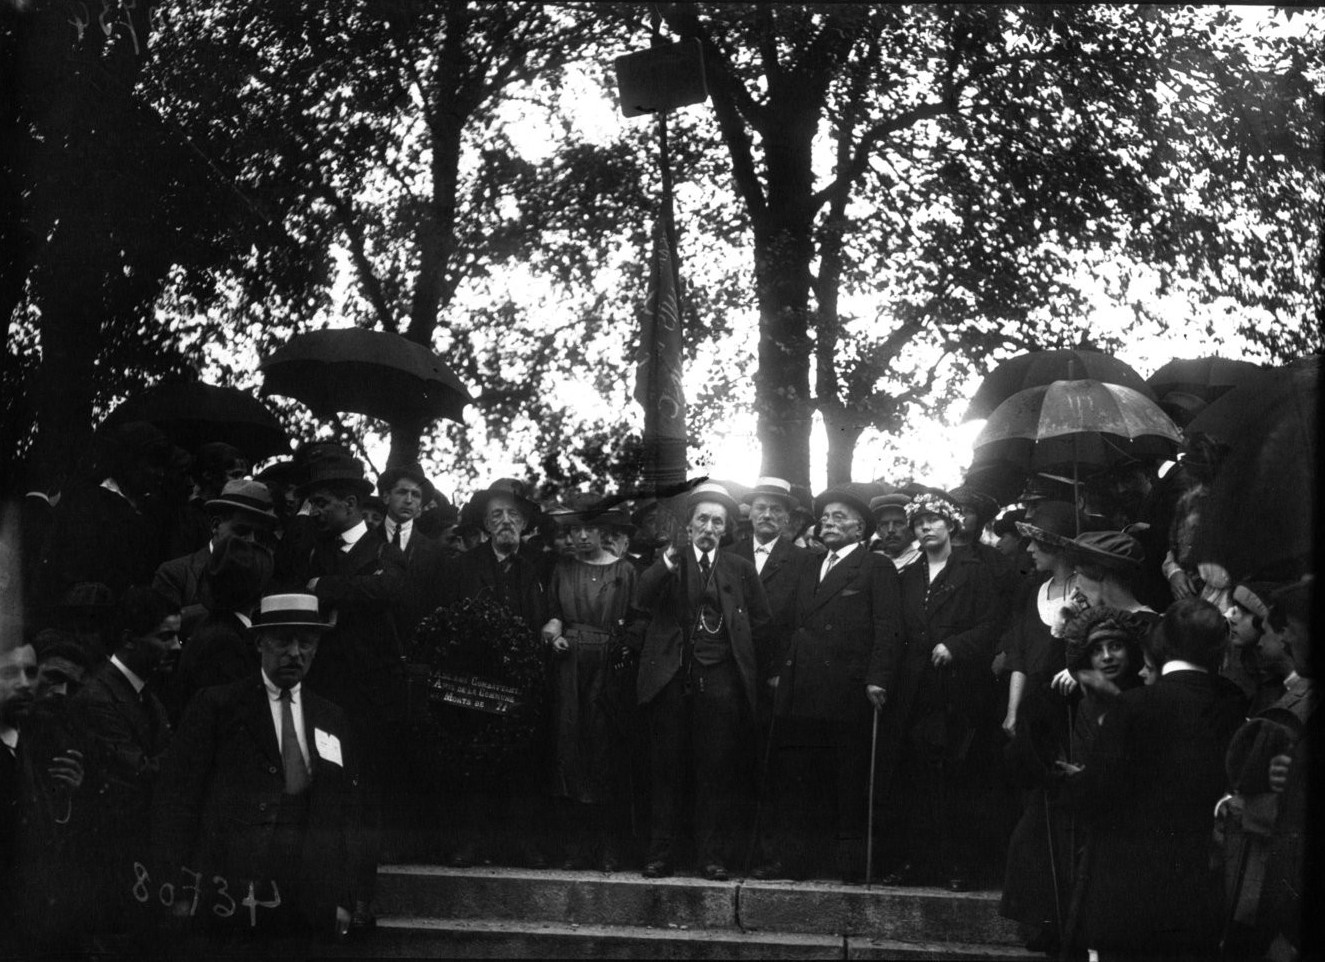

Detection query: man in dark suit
xmin=153 ymin=592 xmax=358 ymax=943
xmin=756 ymin=484 xmax=904 ymax=882
xmin=889 ymin=491 xmax=1001 ymax=890
xmin=633 ymin=482 xmax=772 ymax=880
xmin=293 ymin=453 xmax=404 ymax=928
xmin=71 ymin=585 xmax=180 ymax=938
xmin=1 ymin=637 xmax=85 ymax=955
xmin=378 ymin=463 xmax=452 ymax=642
xmin=1070 ymin=598 xmax=1247 ymax=959
xmin=153 ymin=479 xmax=279 ymax=640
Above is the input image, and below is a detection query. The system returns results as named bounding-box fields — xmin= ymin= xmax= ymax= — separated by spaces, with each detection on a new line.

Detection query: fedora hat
xmin=251 ymin=593 xmax=329 ymax=631
xmin=204 ymin=479 xmax=278 ymax=525
xmin=295 ymin=454 xmax=373 ymax=500
xmin=377 ymin=462 xmax=436 ymax=503
xmin=742 ymin=477 xmax=799 ymax=509
xmin=814 ymin=484 xmax=878 ymax=540
xmin=1016 ymin=500 xmax=1077 ymax=548
xmin=686 ymin=482 xmax=742 ymax=525
xmin=1068 ymin=530 xmax=1145 ymax=572
xmin=462 ymin=478 xmax=540 ymax=528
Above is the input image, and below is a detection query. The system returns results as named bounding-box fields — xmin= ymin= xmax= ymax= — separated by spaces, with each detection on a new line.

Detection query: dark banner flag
xmin=634 ymin=219 xmax=687 ymax=486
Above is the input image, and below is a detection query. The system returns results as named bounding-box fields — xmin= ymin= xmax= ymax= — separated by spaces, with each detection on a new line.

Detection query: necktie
xmin=699 ymin=553 xmax=711 ymax=577
xmin=390 ymin=522 xmax=402 ymax=550
xmin=754 ymin=544 xmax=769 ymax=574
xmin=822 ymin=551 xmax=839 ymax=582
xmin=279 ymin=689 xmax=310 ymax=794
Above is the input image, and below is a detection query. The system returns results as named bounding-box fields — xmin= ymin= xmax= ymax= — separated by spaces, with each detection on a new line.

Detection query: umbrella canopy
xmin=102 ymin=380 xmax=290 ymax=462
xmin=259 ymin=328 xmax=470 ymax=426
xmin=1146 ymin=356 xmax=1263 ymax=405
xmin=1190 ymin=356 xmax=1317 ymax=582
xmin=964 ymin=349 xmax=1154 ymax=421
xmin=973 ymin=379 xmax=1183 ymax=474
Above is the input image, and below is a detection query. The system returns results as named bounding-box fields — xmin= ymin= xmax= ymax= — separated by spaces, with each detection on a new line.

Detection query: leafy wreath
xmin=406 ymin=595 xmax=548 ymax=779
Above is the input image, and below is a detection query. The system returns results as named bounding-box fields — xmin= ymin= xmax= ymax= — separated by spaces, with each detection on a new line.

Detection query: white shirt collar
xmin=386 ymin=517 xmax=413 ymax=538
xmin=753 ymin=536 xmax=776 ymax=554
xmin=24 ymin=491 xmax=52 ymax=505
xmin=234 ymin=612 xmax=252 ymax=629
xmin=261 ymin=669 xmax=301 ymax=701
xmin=100 ymin=477 xmax=137 ymax=509
xmin=0 ymin=726 xmax=17 ymax=751
xmin=1161 ymin=659 xmax=1208 ymax=676
xmin=692 ymin=544 xmax=716 ymax=565
xmin=110 ymin=654 xmax=147 ymax=694
xmin=340 ymin=519 xmax=368 ymax=550
xmin=827 ymin=541 xmax=862 ymax=561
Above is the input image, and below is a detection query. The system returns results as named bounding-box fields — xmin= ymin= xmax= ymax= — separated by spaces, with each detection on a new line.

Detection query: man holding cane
xmin=754 ymin=484 xmax=904 ymax=883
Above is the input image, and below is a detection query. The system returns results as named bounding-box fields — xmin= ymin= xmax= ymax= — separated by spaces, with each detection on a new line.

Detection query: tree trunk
xmin=822 ymin=411 xmax=864 ymax=487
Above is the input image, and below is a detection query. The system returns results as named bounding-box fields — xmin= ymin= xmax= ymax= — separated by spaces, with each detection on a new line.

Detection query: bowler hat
xmin=295 ymin=454 xmax=374 ymax=500
xmin=814 ymin=484 xmax=878 ymax=540
xmin=252 ymin=593 xmax=330 ymax=631
xmin=378 ymin=462 xmax=436 ymax=504
xmin=204 ymin=479 xmax=278 ymax=525
xmin=1068 ymin=530 xmax=1145 ymax=572
xmin=1016 ymin=501 xmax=1077 ymax=548
xmin=742 ymin=477 xmax=799 ymax=509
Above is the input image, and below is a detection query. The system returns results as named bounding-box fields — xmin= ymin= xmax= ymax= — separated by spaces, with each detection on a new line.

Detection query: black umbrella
xmin=259 ymin=328 xmax=470 ymax=425
xmin=964 ymin=349 xmax=1154 ymax=421
xmin=1146 ymin=356 xmax=1263 ymax=405
xmin=1190 ymin=356 xmax=1317 ymax=582
xmin=102 ymin=380 xmax=291 ymax=462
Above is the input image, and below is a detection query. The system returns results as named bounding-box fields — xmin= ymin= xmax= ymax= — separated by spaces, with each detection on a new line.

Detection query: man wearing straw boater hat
xmin=291 ymin=453 xmax=405 ymax=930
xmin=154 ymin=592 xmax=358 ymax=942
xmin=633 ymin=481 xmax=772 ymax=881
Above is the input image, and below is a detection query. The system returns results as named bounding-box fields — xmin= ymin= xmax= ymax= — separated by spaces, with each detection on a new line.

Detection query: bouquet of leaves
xmin=406 ymin=596 xmax=548 ymax=780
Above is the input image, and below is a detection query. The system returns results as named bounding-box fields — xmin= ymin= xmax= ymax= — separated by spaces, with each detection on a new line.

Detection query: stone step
xmin=327 ymin=917 xmax=1039 ymax=960
xmin=375 ymin=865 xmax=1024 ymax=945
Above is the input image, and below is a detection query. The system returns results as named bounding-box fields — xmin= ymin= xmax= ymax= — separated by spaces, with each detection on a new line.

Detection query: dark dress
xmin=547 ymin=557 xmax=637 ymax=803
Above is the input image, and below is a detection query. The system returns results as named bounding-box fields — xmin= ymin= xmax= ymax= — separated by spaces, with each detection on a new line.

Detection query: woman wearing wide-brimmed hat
xmin=540 ymin=500 xmax=639 ymax=871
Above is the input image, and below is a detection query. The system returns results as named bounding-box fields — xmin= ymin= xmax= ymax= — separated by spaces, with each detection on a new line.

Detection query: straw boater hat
xmin=251 ymin=593 xmax=330 ymax=631
xmin=295 ymin=454 xmax=374 ymax=500
xmin=814 ymin=484 xmax=879 ymax=540
xmin=1015 ymin=500 xmax=1077 ymax=548
xmin=1067 ymin=530 xmax=1145 ymax=572
xmin=204 ymin=479 xmax=279 ymax=526
xmin=742 ymin=477 xmax=799 ymax=510
xmin=685 ymin=481 xmax=742 ymax=523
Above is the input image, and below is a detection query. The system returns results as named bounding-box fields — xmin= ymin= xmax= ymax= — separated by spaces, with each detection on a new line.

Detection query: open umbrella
xmin=1189 ymin=356 xmax=1317 ymax=582
xmin=102 ymin=380 xmax=290 ymax=462
xmin=1146 ymin=356 xmax=1263 ymax=405
xmin=259 ymin=328 xmax=470 ymax=425
xmin=964 ymin=349 xmax=1153 ymax=421
xmin=973 ymin=379 xmax=1183 ymax=476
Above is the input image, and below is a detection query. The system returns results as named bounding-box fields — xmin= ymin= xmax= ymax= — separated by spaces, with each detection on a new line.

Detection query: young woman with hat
xmin=540 ymin=501 xmax=639 ymax=872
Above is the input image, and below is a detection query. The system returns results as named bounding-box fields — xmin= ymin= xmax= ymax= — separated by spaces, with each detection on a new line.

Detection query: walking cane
xmin=866 ymin=705 xmax=881 ymax=889
xmin=744 ymin=711 xmax=777 ymax=875
xmin=1044 ymin=789 xmax=1064 ymax=939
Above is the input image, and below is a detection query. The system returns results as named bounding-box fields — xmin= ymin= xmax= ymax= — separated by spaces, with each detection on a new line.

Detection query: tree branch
xmin=810 ymin=99 xmax=953 ymax=210
xmin=314 ymin=182 xmax=397 ymax=332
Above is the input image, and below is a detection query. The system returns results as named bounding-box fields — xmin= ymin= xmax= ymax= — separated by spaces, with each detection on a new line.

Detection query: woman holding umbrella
xmin=540 ymin=502 xmax=639 ymax=872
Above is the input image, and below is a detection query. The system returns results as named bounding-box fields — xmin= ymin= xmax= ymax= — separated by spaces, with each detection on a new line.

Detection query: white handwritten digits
xmin=180 ymin=867 xmax=203 ymax=917
xmin=242 ymin=879 xmax=281 ymax=928
xmin=132 ymin=862 xmax=151 ymax=903
xmin=212 ymin=876 xmax=236 ymax=918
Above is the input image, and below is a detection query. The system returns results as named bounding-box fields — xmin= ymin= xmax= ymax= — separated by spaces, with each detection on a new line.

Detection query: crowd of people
xmin=0 ymin=418 xmax=1316 ymax=961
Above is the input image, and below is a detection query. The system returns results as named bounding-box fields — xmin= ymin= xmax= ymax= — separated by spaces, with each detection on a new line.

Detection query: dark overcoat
xmin=152 ymin=675 xmax=360 ymax=929
xmin=298 ymin=527 xmax=406 ymax=724
xmin=632 ymin=549 xmax=772 ymax=712
xmin=731 ymin=536 xmax=814 ymax=682
xmin=1072 ymin=669 xmax=1247 ymax=954
xmin=776 ymin=545 xmax=904 ymax=726
xmin=897 ymin=545 xmax=1001 ymax=725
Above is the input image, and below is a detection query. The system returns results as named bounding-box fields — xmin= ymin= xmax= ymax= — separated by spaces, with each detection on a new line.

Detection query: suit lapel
xmin=804 ymin=544 xmax=865 ymax=615
xmin=241 ymin=678 xmax=282 ymax=768
xmin=759 ymin=538 xmax=788 ymax=584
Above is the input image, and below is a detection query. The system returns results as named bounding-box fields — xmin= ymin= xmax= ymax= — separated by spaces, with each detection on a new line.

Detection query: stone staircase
xmin=331 ymin=865 xmax=1039 ymax=959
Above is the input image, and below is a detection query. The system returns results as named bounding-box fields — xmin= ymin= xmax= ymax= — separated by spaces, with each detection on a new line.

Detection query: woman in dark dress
xmin=540 ymin=505 xmax=639 ymax=871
